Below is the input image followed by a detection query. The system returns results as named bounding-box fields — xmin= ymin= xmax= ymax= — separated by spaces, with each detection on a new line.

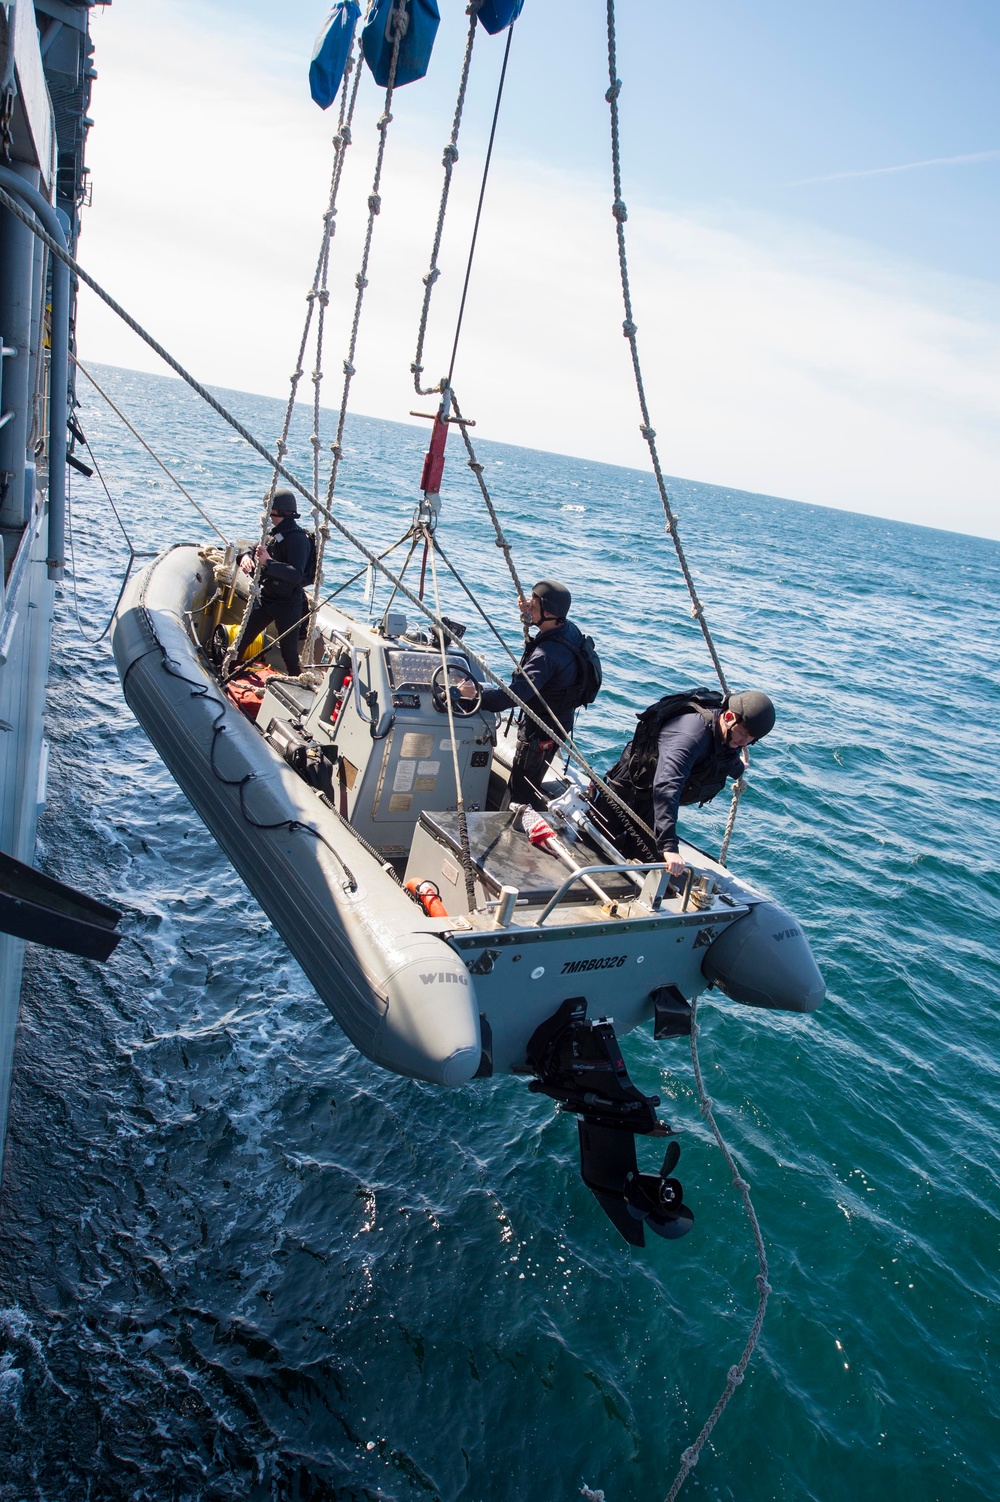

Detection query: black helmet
xmin=727 ymin=690 xmax=776 ymax=740
xmin=270 ymin=489 xmax=299 ymax=517
xmin=532 ymin=578 xmax=571 ymax=620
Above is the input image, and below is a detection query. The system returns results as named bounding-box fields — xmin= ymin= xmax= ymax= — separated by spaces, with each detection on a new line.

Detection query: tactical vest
xmin=605 ymin=688 xmax=736 ymax=820
xmin=262 ymin=520 xmax=311 ymax=601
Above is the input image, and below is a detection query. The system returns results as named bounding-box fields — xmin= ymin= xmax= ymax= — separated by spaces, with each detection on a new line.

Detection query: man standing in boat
xmin=236 ymin=491 xmax=312 ymax=676
xmin=459 ymin=579 xmax=598 ymax=805
xmin=592 ymin=689 xmax=776 ymax=875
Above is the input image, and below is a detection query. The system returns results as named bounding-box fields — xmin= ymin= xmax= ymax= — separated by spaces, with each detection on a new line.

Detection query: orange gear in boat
xmin=405 ymin=879 xmax=448 ymax=917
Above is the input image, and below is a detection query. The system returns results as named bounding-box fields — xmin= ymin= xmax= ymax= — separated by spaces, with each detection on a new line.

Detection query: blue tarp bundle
xmin=361 ymin=0 xmax=440 ymax=88
xmin=310 ymin=2 xmax=362 ymax=109
xmin=476 ymin=0 xmax=523 ymax=35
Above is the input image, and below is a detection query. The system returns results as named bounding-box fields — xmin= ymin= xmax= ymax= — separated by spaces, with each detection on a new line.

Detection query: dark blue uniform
xmin=648 ymin=710 xmax=743 ymax=853
xmin=238 ymin=517 xmax=311 ymax=675
xmin=596 ymin=709 xmax=743 ymax=857
xmin=479 ymin=621 xmax=587 ymax=803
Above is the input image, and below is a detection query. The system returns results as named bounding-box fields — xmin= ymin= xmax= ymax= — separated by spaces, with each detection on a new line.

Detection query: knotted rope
xmin=602 ymin=8 xmax=767 ymax=1491
xmin=660 ymin=1000 xmax=771 ymax=1502
xmin=229 ymin=21 xmax=369 ymax=669
xmin=411 ymin=1 xmax=482 ymax=398
xmin=603 ymin=0 xmax=745 ymax=864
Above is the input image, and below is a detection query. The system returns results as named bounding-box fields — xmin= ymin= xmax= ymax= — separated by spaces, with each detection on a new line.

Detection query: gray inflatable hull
xmin=112 ymin=547 xmax=482 ymax=1087
xmin=701 ymin=899 xmax=825 ymax=1013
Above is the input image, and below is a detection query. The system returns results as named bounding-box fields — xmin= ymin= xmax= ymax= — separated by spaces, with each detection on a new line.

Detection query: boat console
xmin=224 ymin=602 xmax=501 ymax=857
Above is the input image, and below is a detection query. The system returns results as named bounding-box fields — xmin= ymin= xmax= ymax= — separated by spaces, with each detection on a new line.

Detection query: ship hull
xmin=0 ymin=502 xmax=56 ymax=1159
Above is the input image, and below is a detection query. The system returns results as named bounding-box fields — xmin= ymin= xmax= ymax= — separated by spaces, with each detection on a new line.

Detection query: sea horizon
xmin=81 ymin=359 xmax=1000 ymax=550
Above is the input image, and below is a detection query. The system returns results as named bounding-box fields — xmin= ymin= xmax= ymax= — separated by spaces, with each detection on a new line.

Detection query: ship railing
xmin=534 ymin=861 xmax=690 ymax=927
xmin=29 ymin=346 xmax=49 ymax=458
xmin=0 ymin=337 xmax=16 ymax=435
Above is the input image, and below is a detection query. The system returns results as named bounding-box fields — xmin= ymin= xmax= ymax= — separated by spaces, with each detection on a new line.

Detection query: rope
xmin=602 ymin=0 xmax=745 ymax=864
xmin=411 ymin=2 xmax=481 ymax=397
xmin=446 ymin=19 xmax=514 ymax=388
xmin=376 ymin=532 xmax=421 ymax=623
xmin=428 ymin=539 xmax=478 ymax=909
xmin=429 ymin=533 xmax=523 ymax=669
xmin=311 ymin=45 xmax=365 ymax=501
xmin=237 ymin=33 xmax=366 ymax=666
xmin=74 ymin=357 xmax=228 ymax=542
xmin=308 ymin=44 xmax=366 ymax=624
xmin=403 ymin=0 xmax=530 ymax=695
xmin=64 ymin=424 xmax=157 ymax=645
xmin=662 ymin=998 xmax=771 ymax=1502
xmin=402 ymin=6 xmax=526 ymax=628
xmin=268 ymin=81 xmax=349 ymax=503
xmin=322 ymin=0 xmax=407 ymax=516
xmin=401 ymin=1 xmax=527 ymax=635
xmin=603 ymin=3 xmax=727 ymax=693
xmin=324 ymin=532 xmax=411 ymax=605
xmin=600 ymin=14 xmax=767 ymax=1483
xmin=450 ymin=390 xmax=526 ymax=625
xmin=717 ymin=776 xmax=745 ymax=867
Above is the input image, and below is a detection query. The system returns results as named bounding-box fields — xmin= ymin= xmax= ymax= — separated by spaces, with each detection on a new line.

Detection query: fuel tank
xmin=701 ymin=899 xmax=825 ymax=1013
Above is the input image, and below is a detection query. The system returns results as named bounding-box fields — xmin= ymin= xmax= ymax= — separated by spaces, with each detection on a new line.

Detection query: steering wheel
xmin=430 ymin=662 xmax=482 ymax=717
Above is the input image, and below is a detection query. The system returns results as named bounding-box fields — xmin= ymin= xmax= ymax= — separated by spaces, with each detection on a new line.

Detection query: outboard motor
xmin=525 ymin=998 xmax=695 ymax=1246
xmin=701 ymin=899 xmax=825 ymax=1013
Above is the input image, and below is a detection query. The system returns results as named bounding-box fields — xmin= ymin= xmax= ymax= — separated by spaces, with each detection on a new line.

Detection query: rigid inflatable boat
xmin=112 ymin=541 xmax=823 ymax=1243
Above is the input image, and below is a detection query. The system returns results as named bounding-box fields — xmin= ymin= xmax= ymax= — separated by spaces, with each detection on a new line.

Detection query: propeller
xmin=623 ymin=1140 xmax=695 ymax=1241
xmin=661 ymin=1140 xmax=681 ymax=1177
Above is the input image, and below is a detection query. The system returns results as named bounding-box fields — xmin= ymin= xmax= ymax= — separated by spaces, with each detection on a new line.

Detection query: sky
xmin=76 ymin=0 xmax=1000 ymax=541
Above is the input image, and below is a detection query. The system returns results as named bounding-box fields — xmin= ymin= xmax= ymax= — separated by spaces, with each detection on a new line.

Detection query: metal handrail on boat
xmin=534 ymin=861 xmax=680 ymax=928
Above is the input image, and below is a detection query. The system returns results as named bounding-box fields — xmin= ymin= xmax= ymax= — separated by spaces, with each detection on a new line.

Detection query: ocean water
xmin=0 ymin=364 xmax=998 ymax=1502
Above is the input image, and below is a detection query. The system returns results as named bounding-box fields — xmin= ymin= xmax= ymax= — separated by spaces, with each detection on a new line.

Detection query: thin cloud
xmin=80 ymin=2 xmax=1000 ymax=543
xmin=784 ymin=149 xmax=1000 ymax=187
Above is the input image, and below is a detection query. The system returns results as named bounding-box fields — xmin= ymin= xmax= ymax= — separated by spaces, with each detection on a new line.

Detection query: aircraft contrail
xmin=784 ymin=149 xmax=1000 ymax=187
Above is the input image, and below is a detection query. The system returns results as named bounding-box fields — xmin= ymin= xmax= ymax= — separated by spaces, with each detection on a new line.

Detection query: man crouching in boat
xmin=236 ymin=491 xmax=311 ymax=676
xmin=458 ymin=579 xmax=595 ymax=805
xmin=591 ymin=688 xmax=776 ymax=876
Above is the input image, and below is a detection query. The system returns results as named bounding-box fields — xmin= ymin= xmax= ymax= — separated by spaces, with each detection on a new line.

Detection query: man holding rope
xmin=459 ymin=579 xmax=598 ymax=805
xmin=236 ymin=491 xmax=312 ymax=676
